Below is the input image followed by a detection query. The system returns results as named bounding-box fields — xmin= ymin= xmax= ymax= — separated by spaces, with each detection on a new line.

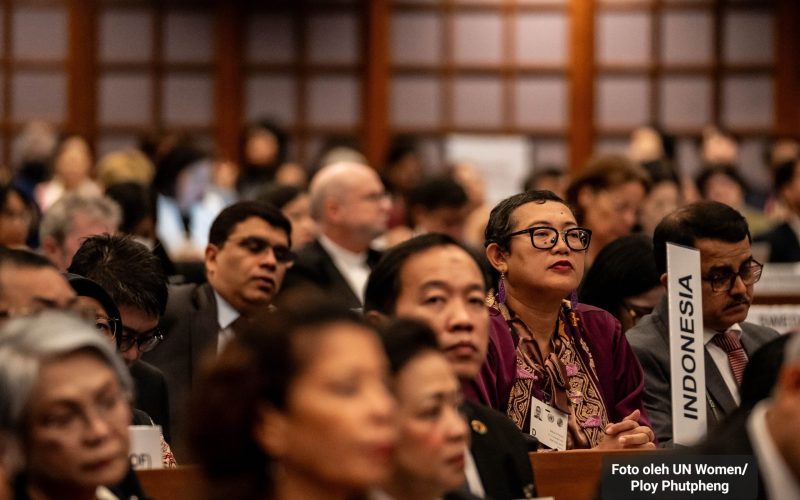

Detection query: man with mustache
xmin=626 ymin=201 xmax=778 ymax=445
xmin=142 ymin=201 xmax=294 ymax=460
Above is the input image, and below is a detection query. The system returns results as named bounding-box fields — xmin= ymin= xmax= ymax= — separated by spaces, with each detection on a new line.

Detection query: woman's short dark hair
xmin=578 ymin=234 xmax=660 ymax=321
xmin=483 ymin=190 xmax=567 ymax=252
xmin=190 ymin=292 xmax=368 ymax=500
xmin=364 ymin=233 xmax=489 ymax=315
xmin=378 ymin=317 xmax=440 ymax=376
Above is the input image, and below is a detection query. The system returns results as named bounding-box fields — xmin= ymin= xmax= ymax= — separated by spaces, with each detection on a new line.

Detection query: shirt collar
xmin=319 ymin=233 xmax=368 ymax=265
xmin=703 ymin=322 xmax=743 ymax=346
xmin=213 ymin=290 xmax=240 ymax=330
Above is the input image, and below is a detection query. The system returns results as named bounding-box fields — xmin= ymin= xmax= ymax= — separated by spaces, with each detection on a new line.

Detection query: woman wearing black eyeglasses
xmin=479 ymin=190 xmax=655 ymax=451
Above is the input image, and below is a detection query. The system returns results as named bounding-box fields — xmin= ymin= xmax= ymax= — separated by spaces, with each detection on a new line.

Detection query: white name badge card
xmin=529 ymin=397 xmax=568 ymax=451
xmin=666 ymin=243 xmax=707 ymax=446
xmin=128 ymin=425 xmax=163 ymax=470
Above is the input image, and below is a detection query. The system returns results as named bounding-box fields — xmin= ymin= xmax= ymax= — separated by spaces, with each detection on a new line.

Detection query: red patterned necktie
xmin=712 ymin=330 xmax=748 ymax=386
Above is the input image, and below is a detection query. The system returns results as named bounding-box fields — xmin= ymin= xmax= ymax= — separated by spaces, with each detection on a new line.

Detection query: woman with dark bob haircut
xmin=579 ymin=234 xmax=664 ymax=333
xmin=190 ymin=292 xmax=396 ymax=500
xmin=479 ymin=190 xmax=655 ymax=450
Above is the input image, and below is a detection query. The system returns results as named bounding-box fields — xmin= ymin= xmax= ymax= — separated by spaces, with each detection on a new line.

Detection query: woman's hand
xmin=596 ymin=409 xmax=656 ymax=450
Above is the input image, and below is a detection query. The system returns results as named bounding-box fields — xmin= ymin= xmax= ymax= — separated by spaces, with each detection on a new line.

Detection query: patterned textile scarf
xmin=499 ymin=300 xmax=609 ymax=449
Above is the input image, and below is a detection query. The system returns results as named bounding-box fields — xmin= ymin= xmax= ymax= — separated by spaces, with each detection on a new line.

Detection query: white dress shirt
xmin=747 ymin=401 xmax=800 ymax=500
xmin=318 ymin=234 xmax=371 ymax=304
xmin=703 ymin=323 xmax=744 ymax=405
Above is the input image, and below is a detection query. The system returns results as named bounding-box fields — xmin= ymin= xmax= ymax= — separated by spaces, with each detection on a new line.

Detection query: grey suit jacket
xmin=625 ymin=296 xmax=778 ymax=445
xmin=141 ymin=282 xmax=220 ymax=462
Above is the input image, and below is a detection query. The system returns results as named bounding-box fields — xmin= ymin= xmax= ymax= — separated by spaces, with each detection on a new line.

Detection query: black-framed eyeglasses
xmin=230 ymin=236 xmax=295 ymax=264
xmin=95 ymin=316 xmax=119 ymax=338
xmin=504 ymin=226 xmax=592 ymax=251
xmin=119 ymin=325 xmax=163 ymax=353
xmin=701 ymin=259 xmax=763 ymax=293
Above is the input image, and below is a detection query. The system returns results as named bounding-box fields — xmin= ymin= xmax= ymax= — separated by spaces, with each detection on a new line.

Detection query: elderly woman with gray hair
xmin=0 ymin=311 xmax=147 ymax=500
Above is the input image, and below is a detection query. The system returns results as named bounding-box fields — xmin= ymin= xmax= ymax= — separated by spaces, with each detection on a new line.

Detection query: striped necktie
xmin=712 ymin=330 xmax=748 ymax=386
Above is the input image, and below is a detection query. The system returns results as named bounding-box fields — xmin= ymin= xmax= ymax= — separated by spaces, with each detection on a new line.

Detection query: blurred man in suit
xmin=281 ymin=161 xmax=391 ymax=309
xmin=142 ymin=201 xmax=293 ymax=459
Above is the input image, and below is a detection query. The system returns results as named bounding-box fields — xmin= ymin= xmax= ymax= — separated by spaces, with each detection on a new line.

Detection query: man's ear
xmin=659 ymin=273 xmax=669 ymax=288
xmin=365 ymin=310 xmax=389 ymax=328
xmin=485 ymin=242 xmax=508 ymax=274
xmin=253 ymin=403 xmax=289 ymax=458
xmin=205 ymin=244 xmax=219 ymax=277
xmin=40 ymin=236 xmax=62 ymax=267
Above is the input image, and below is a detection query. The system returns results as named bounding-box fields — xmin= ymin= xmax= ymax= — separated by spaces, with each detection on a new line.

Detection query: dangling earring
xmin=497 ymin=272 xmax=507 ymax=304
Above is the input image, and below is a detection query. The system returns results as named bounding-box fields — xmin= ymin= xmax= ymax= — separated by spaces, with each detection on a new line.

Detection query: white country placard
xmin=667 ymin=243 xmax=707 ymax=446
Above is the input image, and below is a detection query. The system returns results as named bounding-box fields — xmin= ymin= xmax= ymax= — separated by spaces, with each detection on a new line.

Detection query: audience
xmin=626 ymin=201 xmax=779 ymax=445
xmin=375 ymin=318 xmax=472 ymax=500
xmin=282 ymin=161 xmax=390 ymax=308
xmin=757 ymin=158 xmax=800 ymax=262
xmin=364 ymin=233 xmax=535 ymax=499
xmin=190 ymin=295 xmax=396 ymax=500
xmin=256 ymin=183 xmax=318 ymax=250
xmin=0 ymin=311 xmax=146 ymax=500
xmin=566 ymin=154 xmax=651 ymax=266
xmin=579 ymin=234 xmax=663 ymax=333
xmin=143 ymin=201 xmax=293 ymax=459
xmin=483 ymin=190 xmax=654 ymax=449
xmin=39 ymin=193 xmax=120 ymax=271
xmin=2 ymin=111 xmax=799 ymax=497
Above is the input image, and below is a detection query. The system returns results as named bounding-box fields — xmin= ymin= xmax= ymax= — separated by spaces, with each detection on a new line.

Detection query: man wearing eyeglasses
xmin=68 ymin=234 xmax=172 ymax=443
xmin=626 ymin=201 xmax=779 ymax=445
xmin=142 ymin=201 xmax=294 ymax=460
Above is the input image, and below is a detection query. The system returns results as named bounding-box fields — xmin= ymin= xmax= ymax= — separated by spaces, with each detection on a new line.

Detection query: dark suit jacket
xmin=280 ymin=239 xmax=381 ymax=309
xmin=463 ymin=400 xmax=535 ymax=500
xmin=130 ymin=360 xmax=171 ymax=443
xmin=755 ymin=221 xmax=800 ymax=263
xmin=142 ymin=282 xmax=220 ymax=461
xmin=626 ymin=296 xmax=779 ymax=445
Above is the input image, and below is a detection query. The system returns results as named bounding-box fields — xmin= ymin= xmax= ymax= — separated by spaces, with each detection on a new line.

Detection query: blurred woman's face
xmin=258 ymin=324 xmax=396 ymax=492
xmin=282 ymin=193 xmax=318 ymax=250
xmin=393 ymin=351 xmax=468 ymax=494
xmin=499 ymin=201 xmax=585 ymax=298
xmin=0 ymin=191 xmax=31 ymax=247
xmin=639 ymin=181 xmax=680 ymax=236
xmin=581 ymin=181 xmax=646 ymax=245
xmin=245 ymin=130 xmax=278 ymax=167
xmin=55 ymin=137 xmax=92 ymax=189
xmin=25 ymin=351 xmax=131 ymax=492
